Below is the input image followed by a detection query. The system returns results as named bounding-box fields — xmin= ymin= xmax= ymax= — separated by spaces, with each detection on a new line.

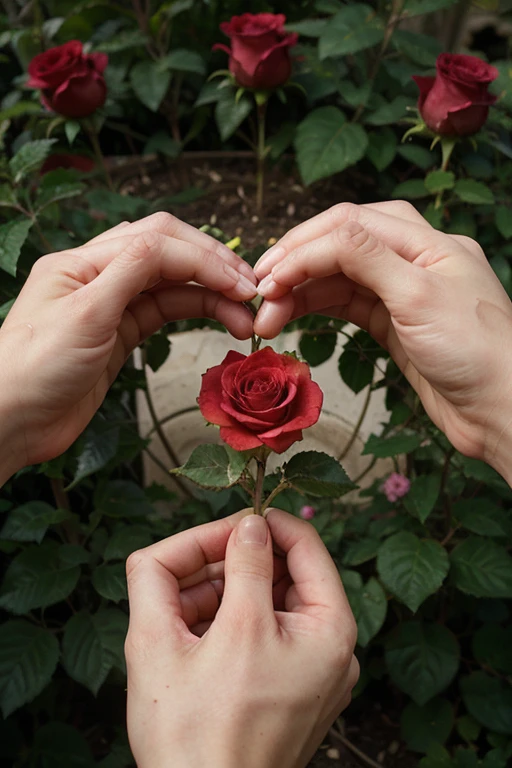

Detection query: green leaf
xmin=344 ymin=574 xmax=387 ymax=647
xmin=0 ymin=541 xmax=80 ymax=614
xmin=285 ymin=19 xmax=327 ymax=37
xmin=392 ymin=29 xmax=443 ymax=67
xmin=33 ymin=722 xmax=94 ymax=768
xmin=284 ymin=451 xmax=356 ymax=497
xmin=36 ymin=171 xmax=86 ymax=210
xmin=419 ymin=744 xmax=454 ymax=768
xmin=104 ymin=525 xmax=153 ymax=561
xmin=398 ymin=144 xmax=437 ymax=170
xmin=386 ymin=622 xmax=459 ymax=705
xmin=452 ymin=499 xmax=512 ymax=538
xmin=0 ymin=218 xmax=33 ymax=276
xmin=319 ymin=4 xmax=384 ymax=59
xmin=0 ymin=100 xmax=42 ymax=121
xmin=62 ymin=609 xmax=128 ymax=695
xmin=59 ymin=544 xmax=90 ymax=567
xmin=425 ymin=170 xmax=456 ymax=194
xmin=172 ymin=444 xmax=249 ymax=489
xmin=450 ymin=537 xmax=512 ymax=598
xmin=87 ymin=189 xmax=149 ymax=218
xmin=377 ymin=532 xmax=449 ymax=612
xmin=366 ymin=127 xmax=397 ymax=171
xmin=460 ymin=672 xmax=512 ymax=735
xmin=404 ymin=0 xmax=458 ymax=16
xmin=0 ymin=298 xmax=14 ymax=320
xmin=454 ymin=179 xmax=495 ymax=205
xmin=404 ymin=474 xmax=441 ymax=523
xmin=92 ymin=563 xmax=128 ymax=603
xmin=456 ymin=715 xmax=481 ymax=744
xmin=144 ymin=332 xmax=172 ymax=372
xmin=159 ymin=48 xmax=206 ymax=75
xmin=392 ymin=179 xmax=429 ymax=200
xmin=338 ymin=330 xmax=381 ymax=393
xmin=0 ymin=501 xmax=70 ymax=544
xmin=495 ymin=206 xmax=512 ymax=240
xmin=144 ymin=131 xmax=181 ymax=158
xmin=299 ymin=329 xmax=337 ymax=366
xmin=67 ymin=421 xmax=120 ymax=490
xmin=64 ymin=120 xmax=81 ymax=145
xmin=0 ymin=620 xmax=59 ymax=717
xmin=95 ymin=480 xmax=155 ymax=518
xmin=472 ymin=624 xmax=512 ymax=675
xmin=341 ymin=537 xmax=380 ymax=566
xmin=130 ymin=60 xmax=171 ymax=112
xmin=215 ymin=89 xmax=252 ymax=141
xmin=0 ymin=183 xmax=18 ymax=208
xmin=401 ymin=698 xmax=454 ymax=753
xmin=362 ymin=432 xmax=423 ymax=458
xmin=364 ymin=96 xmax=411 ymax=126
xmin=295 ymin=106 xmax=368 ymax=185
xmin=9 ymin=139 xmax=57 ymax=182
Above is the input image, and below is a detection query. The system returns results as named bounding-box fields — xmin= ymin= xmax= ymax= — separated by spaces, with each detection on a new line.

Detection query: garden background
xmin=1 ymin=1 xmax=512 ymax=766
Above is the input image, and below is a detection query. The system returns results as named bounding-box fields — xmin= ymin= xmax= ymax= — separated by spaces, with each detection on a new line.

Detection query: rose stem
xmin=253 ymin=455 xmax=267 ymax=515
xmin=434 ymin=137 xmax=457 ymax=210
xmin=255 ymin=101 xmax=267 ymax=212
xmin=86 ymin=123 xmax=115 ymax=192
xmin=243 ymin=300 xmax=263 ymax=353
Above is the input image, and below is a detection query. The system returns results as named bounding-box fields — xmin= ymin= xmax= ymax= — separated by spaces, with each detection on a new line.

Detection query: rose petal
xmin=261 ymin=430 xmax=304 ymax=454
xmin=220 ymin=426 xmax=263 ymax=451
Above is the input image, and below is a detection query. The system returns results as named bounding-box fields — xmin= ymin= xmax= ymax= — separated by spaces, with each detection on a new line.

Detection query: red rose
xmin=41 ymin=153 xmax=95 ymax=174
xmin=213 ymin=13 xmax=298 ymax=90
xmin=413 ymin=53 xmax=498 ymax=137
xmin=28 ymin=41 xmax=108 ymax=118
xmin=198 ymin=347 xmax=323 ymax=453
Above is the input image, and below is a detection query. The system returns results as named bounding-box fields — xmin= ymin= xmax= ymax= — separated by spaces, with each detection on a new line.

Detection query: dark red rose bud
xmin=413 ymin=53 xmax=498 ymax=137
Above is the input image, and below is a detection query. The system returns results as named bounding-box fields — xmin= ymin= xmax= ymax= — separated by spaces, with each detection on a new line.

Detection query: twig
xmin=338 ymin=381 xmax=373 ymax=461
xmin=329 ymin=726 xmax=382 ymax=768
xmin=261 ymin=480 xmax=291 ymax=515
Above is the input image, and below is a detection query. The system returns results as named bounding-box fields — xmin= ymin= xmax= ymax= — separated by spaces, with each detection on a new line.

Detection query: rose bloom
xmin=41 ymin=153 xmax=95 ymax=174
xmin=198 ymin=347 xmax=323 ymax=453
xmin=381 ymin=473 xmax=411 ymax=503
xmin=28 ymin=40 xmax=108 ymax=118
xmin=413 ymin=53 xmax=498 ymax=137
xmin=213 ymin=13 xmax=298 ymax=90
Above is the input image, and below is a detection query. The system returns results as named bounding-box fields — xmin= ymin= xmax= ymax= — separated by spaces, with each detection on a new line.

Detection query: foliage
xmin=1 ymin=1 xmax=512 ymax=766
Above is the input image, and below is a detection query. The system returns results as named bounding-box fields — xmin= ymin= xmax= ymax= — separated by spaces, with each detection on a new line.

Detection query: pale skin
xmin=0 ymin=203 xmax=511 ymax=766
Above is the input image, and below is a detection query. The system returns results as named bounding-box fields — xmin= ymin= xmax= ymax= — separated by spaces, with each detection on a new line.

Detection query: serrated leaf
xmin=344 ymin=573 xmax=387 ymax=647
xmin=214 ymin=89 xmax=252 ymax=141
xmin=67 ymin=421 xmax=120 ymax=490
xmin=95 ymin=480 xmax=155 ymax=518
xmin=341 ymin=537 xmax=380 ymax=566
xmin=404 ymin=0 xmax=458 ymax=16
xmin=159 ymin=48 xmax=205 ymax=75
xmin=284 ymin=451 xmax=356 ymax=497
xmin=299 ymin=329 xmax=337 ymax=366
xmin=404 ymin=474 xmax=441 ymax=523
xmin=0 ymin=541 xmax=80 ymax=614
xmin=0 ymin=218 xmax=33 ymax=276
xmin=172 ymin=444 xmax=249 ymax=488
xmin=0 ymin=620 xmax=59 ymax=717
xmin=36 ymin=178 xmax=85 ymax=210
xmin=363 ymin=432 xmax=423 ymax=458
xmin=33 ymin=722 xmax=95 ymax=768
xmin=338 ymin=330 xmax=381 ymax=393
xmin=285 ymin=19 xmax=327 ymax=37
xmin=295 ymin=106 xmax=368 ymax=185
xmin=401 ymin=698 xmax=454 ymax=753
xmin=0 ymin=501 xmax=70 ymax=544
xmin=92 ymin=563 xmax=128 ymax=603
xmin=377 ymin=532 xmax=449 ymax=612
xmin=364 ymin=96 xmax=411 ymax=125
xmin=454 ymin=179 xmax=494 ymax=205
xmin=104 ymin=526 xmax=153 ymax=561
xmin=0 ymin=183 xmax=18 ymax=208
xmin=496 ymin=206 xmax=512 ymax=239
xmin=452 ymin=499 xmax=512 ymax=538
xmin=386 ymin=622 xmax=460 ymax=705
xmin=144 ymin=333 xmax=172 ymax=372
xmin=9 ymin=139 xmax=57 ymax=182
xmin=460 ymin=672 xmax=512 ymax=735
xmin=456 ymin=715 xmax=481 ymax=744
xmin=392 ymin=29 xmax=443 ymax=67
xmin=366 ymin=127 xmax=397 ymax=171
xmin=392 ymin=179 xmax=429 ymax=199
xmin=130 ymin=60 xmax=171 ymax=112
xmin=62 ymin=609 xmax=128 ymax=695
xmin=450 ymin=537 xmax=512 ymax=598
xmin=319 ymin=4 xmax=384 ymax=59
xmin=425 ymin=170 xmax=456 ymax=194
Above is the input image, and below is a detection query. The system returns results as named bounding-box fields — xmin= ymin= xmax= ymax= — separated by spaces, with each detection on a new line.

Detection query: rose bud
xmin=413 ymin=53 xmax=498 ymax=137
xmin=299 ymin=505 xmax=316 ymax=520
xmin=213 ymin=13 xmax=298 ymax=90
xmin=198 ymin=347 xmax=322 ymax=453
xmin=28 ymin=41 xmax=108 ymax=119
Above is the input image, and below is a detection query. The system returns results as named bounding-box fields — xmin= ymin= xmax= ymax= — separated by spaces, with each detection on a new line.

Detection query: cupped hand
xmin=0 ymin=213 xmax=256 ymax=473
xmin=253 ymin=201 xmax=512 ymax=469
xmin=125 ymin=509 xmax=358 ymax=768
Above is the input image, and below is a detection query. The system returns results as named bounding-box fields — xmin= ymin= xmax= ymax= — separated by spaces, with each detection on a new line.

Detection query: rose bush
xmin=213 ymin=12 xmax=298 ymax=90
xmin=413 ymin=53 xmax=498 ymax=136
xmin=198 ymin=347 xmax=322 ymax=453
xmin=28 ymin=40 xmax=108 ymax=118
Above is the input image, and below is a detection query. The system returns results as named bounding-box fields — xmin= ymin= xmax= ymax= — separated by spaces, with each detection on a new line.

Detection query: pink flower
xmin=381 ymin=473 xmax=410 ymax=503
xmin=299 ymin=505 xmax=316 ymax=520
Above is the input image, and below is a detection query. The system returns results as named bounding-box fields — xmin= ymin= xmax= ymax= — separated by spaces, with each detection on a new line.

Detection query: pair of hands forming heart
xmin=1 ymin=201 xmax=512 ymax=488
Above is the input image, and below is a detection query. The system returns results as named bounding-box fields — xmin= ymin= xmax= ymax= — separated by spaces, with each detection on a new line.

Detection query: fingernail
xmin=257 ymin=274 xmax=277 ymax=296
xmin=238 ymin=515 xmax=268 ymax=545
xmin=254 ymin=246 xmax=284 ymax=276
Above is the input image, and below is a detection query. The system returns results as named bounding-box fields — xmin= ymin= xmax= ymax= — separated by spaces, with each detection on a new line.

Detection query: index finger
xmin=265 ymin=508 xmax=351 ymax=620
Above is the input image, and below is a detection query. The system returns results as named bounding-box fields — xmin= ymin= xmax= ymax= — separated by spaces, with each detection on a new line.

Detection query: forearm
xmin=0 ymin=397 xmax=24 ymax=487
xmin=484 ymin=412 xmax=512 ymax=488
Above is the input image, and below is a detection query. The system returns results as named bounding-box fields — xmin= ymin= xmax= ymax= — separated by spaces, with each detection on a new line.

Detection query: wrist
xmin=482 ymin=391 xmax=512 ymax=487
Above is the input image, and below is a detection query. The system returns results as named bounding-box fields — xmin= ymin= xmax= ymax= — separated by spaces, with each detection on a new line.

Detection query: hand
xmin=125 ymin=509 xmax=358 ymax=768
xmin=253 ymin=201 xmax=512 ymax=480
xmin=0 ymin=213 xmax=256 ymax=478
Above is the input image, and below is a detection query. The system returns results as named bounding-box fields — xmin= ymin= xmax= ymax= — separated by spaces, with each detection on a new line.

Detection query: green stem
xmin=255 ymin=101 xmax=267 ymax=212
xmin=87 ymin=125 xmax=115 ymax=191
xmin=338 ymin=380 xmax=373 ymax=461
xmin=253 ymin=455 xmax=267 ymax=515
xmin=261 ymin=480 xmax=290 ymax=516
xmin=434 ymin=138 xmax=457 ymax=210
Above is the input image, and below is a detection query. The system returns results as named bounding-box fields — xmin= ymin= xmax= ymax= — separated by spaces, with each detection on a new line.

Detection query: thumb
xmin=218 ymin=514 xmax=275 ymax=629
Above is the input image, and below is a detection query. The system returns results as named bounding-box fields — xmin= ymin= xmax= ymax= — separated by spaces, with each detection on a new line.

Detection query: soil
xmin=120 ymin=154 xmax=418 ymax=768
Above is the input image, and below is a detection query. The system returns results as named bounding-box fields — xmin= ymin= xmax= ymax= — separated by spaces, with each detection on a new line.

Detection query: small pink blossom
xmin=381 ymin=473 xmax=411 ymax=503
xmin=299 ymin=505 xmax=316 ymax=520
